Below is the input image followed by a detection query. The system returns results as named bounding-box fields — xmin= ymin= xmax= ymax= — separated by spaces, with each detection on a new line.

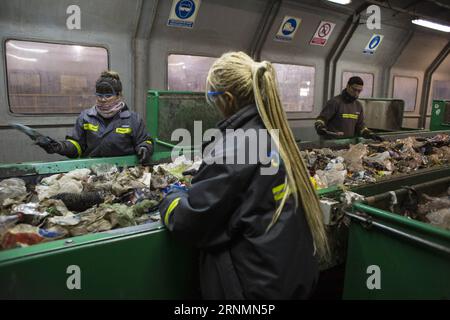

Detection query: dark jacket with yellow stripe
xmin=159 ymin=104 xmax=318 ymax=299
xmin=315 ymin=90 xmax=370 ymax=139
xmin=61 ymin=105 xmax=152 ymax=158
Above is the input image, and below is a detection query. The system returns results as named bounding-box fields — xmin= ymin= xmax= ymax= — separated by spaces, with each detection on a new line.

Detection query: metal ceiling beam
xmin=418 ymin=40 xmax=450 ymax=128
xmin=365 ymin=0 xmax=450 ymax=24
xmin=323 ymin=3 xmax=369 ymax=103
xmin=249 ymin=0 xmax=282 ymax=61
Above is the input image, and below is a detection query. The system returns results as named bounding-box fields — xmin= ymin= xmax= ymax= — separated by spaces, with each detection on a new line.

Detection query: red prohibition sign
xmin=318 ymin=23 xmax=331 ymax=38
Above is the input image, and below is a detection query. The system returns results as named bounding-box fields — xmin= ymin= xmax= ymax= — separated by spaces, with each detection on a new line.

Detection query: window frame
xmin=269 ymin=61 xmax=317 ymax=114
xmin=341 ymin=70 xmax=374 ymax=98
xmin=392 ymin=75 xmax=419 ymax=113
xmin=166 ymin=53 xmax=218 ymax=92
xmin=4 ymin=38 xmax=110 ymax=116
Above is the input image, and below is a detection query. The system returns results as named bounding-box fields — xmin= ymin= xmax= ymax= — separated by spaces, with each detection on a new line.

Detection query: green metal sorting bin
xmin=343 ymin=201 xmax=450 ymax=299
xmin=0 ymin=156 xmax=199 ymax=299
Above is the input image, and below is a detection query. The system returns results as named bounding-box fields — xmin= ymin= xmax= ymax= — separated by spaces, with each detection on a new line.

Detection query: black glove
xmin=362 ymin=130 xmax=384 ymax=142
xmin=182 ymin=168 xmax=198 ymax=176
xmin=138 ymin=146 xmax=152 ymax=165
xmin=315 ymin=122 xmax=328 ymax=136
xmin=365 ymin=132 xmax=384 ymax=142
xmin=35 ymin=136 xmax=63 ymax=154
xmin=371 ymin=134 xmax=384 ymax=142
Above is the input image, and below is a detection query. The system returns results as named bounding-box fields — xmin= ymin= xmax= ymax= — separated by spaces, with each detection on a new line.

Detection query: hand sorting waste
xmin=1 ymin=134 xmax=449 ymax=250
xmin=0 ymin=156 xmax=201 ymax=250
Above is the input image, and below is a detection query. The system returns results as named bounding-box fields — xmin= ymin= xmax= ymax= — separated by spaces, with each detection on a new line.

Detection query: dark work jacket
xmin=315 ymin=90 xmax=370 ymax=139
xmin=160 ymin=104 xmax=319 ymax=300
xmin=62 ymin=104 xmax=152 ymax=158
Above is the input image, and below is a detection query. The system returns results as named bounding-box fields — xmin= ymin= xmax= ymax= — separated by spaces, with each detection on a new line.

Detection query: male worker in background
xmin=314 ymin=76 xmax=383 ymax=141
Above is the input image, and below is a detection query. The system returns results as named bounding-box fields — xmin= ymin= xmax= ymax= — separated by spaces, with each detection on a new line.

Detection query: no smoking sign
xmin=310 ymin=21 xmax=336 ymax=46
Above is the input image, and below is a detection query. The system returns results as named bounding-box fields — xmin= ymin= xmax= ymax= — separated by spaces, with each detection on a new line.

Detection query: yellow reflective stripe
xmin=272 ymin=183 xmax=286 ymax=195
xmin=115 ymin=127 xmax=132 ymax=134
xmin=145 ymin=140 xmax=152 ymax=145
xmin=272 ymin=183 xmax=289 ymax=202
xmin=164 ymin=197 xmax=181 ymax=226
xmin=274 ymin=191 xmax=287 ymax=201
xmin=67 ymin=139 xmax=82 ymax=158
xmin=83 ymin=123 xmax=99 ymax=132
xmin=341 ymin=113 xmax=358 ymax=119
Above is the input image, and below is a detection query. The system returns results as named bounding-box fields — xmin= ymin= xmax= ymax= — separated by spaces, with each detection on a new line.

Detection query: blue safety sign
xmin=275 ymin=16 xmax=302 ymax=41
xmin=364 ymin=34 xmax=384 ymax=54
xmin=168 ymin=0 xmax=201 ymax=29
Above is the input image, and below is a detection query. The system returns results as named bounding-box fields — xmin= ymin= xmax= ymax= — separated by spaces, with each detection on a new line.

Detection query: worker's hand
xmin=162 ymin=182 xmax=188 ymax=197
xmin=138 ymin=146 xmax=151 ymax=165
xmin=35 ymin=136 xmax=62 ymax=154
xmin=315 ymin=122 xmax=328 ymax=136
xmin=334 ymin=131 xmax=345 ymax=137
xmin=182 ymin=168 xmax=198 ymax=176
xmin=368 ymin=133 xmax=384 ymax=142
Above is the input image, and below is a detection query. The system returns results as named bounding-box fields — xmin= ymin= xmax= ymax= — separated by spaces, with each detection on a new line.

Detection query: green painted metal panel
xmin=145 ymin=90 xmax=223 ymax=162
xmin=0 ymin=223 xmax=199 ymax=299
xmin=0 ymin=156 xmax=138 ymax=179
xmin=343 ymin=196 xmax=450 ymax=299
xmin=430 ymin=100 xmax=450 ymax=131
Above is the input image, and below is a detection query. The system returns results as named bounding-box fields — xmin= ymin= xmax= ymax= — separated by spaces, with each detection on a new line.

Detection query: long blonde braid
xmin=206 ymin=52 xmax=329 ymax=258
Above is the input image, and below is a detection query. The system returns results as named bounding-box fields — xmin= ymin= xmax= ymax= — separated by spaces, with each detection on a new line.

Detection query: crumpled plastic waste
xmin=340 ymin=191 xmax=365 ymax=207
xmin=0 ymin=178 xmax=27 ymax=206
xmin=1 ymin=156 xmax=197 ymax=250
xmin=302 ymin=134 xmax=450 ymax=189
xmin=36 ymin=173 xmax=84 ymax=201
xmin=342 ymin=143 xmax=368 ymax=173
xmin=11 ymin=203 xmax=49 ymax=226
xmin=364 ymin=151 xmax=394 ymax=172
xmin=154 ymin=155 xmax=202 ymax=181
xmin=314 ymin=169 xmax=347 ymax=189
xmin=426 ymin=208 xmax=450 ymax=230
xmin=1 ymin=224 xmax=67 ymax=249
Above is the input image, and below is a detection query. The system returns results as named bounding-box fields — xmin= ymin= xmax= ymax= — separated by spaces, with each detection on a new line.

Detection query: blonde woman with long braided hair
xmin=160 ymin=52 xmax=328 ymax=299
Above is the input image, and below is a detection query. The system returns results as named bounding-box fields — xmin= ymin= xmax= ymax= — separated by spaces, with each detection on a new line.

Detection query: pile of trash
xmin=395 ymin=186 xmax=450 ymax=231
xmin=0 ymin=156 xmax=200 ymax=250
xmin=301 ymin=134 xmax=450 ymax=189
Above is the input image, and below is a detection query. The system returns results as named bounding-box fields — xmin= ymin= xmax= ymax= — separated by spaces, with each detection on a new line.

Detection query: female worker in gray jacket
xmin=35 ymin=71 xmax=153 ymax=164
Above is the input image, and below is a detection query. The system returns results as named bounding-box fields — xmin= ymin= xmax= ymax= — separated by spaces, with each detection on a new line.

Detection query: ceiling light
xmin=412 ymin=18 xmax=450 ymax=33
xmin=326 ymin=0 xmax=352 ymax=5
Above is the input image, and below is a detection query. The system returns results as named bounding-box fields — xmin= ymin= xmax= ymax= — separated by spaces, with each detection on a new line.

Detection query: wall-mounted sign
xmin=275 ymin=16 xmax=302 ymax=41
xmin=310 ymin=21 xmax=336 ymax=46
xmin=167 ymin=0 xmax=201 ymax=29
xmin=363 ymin=34 xmax=384 ymax=54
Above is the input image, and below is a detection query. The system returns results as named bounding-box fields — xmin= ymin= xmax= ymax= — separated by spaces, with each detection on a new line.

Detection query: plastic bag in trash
xmin=11 ymin=203 xmax=49 ymax=226
xmin=0 ymin=178 xmax=27 ymax=205
xmin=1 ymin=224 xmax=67 ymax=249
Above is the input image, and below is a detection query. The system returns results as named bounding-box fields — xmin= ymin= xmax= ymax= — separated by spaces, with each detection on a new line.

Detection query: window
xmin=432 ymin=80 xmax=450 ymax=101
xmin=6 ymin=40 xmax=108 ymax=114
xmin=273 ymin=63 xmax=315 ymax=112
xmin=392 ymin=76 xmax=418 ymax=112
xmin=342 ymin=71 xmax=374 ymax=98
xmin=167 ymin=55 xmax=217 ymax=91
